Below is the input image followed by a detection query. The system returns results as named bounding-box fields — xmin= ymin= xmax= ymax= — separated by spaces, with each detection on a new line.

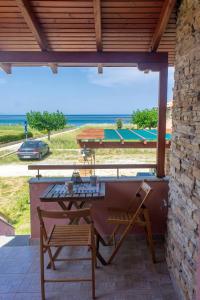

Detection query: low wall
xmin=29 ymin=177 xmax=169 ymax=241
xmin=0 ymin=217 xmax=15 ymax=236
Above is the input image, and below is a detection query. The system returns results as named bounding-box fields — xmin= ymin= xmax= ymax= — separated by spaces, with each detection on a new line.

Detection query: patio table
xmin=40 ymin=182 xmax=107 ymax=266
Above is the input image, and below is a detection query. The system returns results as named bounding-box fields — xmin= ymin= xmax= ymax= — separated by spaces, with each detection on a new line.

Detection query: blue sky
xmin=0 ymin=67 xmax=174 ymax=114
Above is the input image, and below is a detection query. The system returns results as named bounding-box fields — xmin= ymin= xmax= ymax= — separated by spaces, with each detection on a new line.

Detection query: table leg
xmin=58 ymin=201 xmax=69 ymax=211
xmin=94 ymin=228 xmax=108 ymax=247
xmin=95 ymin=230 xmax=107 ymax=266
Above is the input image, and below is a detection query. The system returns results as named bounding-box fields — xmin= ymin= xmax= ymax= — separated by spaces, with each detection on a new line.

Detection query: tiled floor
xmin=0 ymin=237 xmax=177 ymax=300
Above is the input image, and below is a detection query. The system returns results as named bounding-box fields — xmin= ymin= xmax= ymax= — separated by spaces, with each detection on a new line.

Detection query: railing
xmin=28 ymin=163 xmax=157 ymax=178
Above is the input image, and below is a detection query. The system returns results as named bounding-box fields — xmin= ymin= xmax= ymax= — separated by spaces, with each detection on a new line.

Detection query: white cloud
xmin=86 ymin=67 xmax=157 ymax=87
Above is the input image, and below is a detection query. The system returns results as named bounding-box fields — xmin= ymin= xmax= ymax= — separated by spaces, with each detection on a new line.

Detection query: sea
xmin=0 ymin=114 xmax=132 ymax=127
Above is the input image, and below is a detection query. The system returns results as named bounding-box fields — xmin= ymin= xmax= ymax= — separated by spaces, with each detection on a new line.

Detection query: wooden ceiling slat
xmin=0 ymin=41 xmax=39 ymax=44
xmin=101 ymin=2 xmax=163 ymax=8
xmin=0 ymin=28 xmax=31 ymax=32
xmin=43 ymin=28 xmax=95 ymax=33
xmin=31 ymin=1 xmax=93 ymax=8
xmin=103 ymin=24 xmax=158 ymax=29
xmin=102 ymin=13 xmax=161 ymax=18
xmin=0 ymin=23 xmax=30 ymax=28
xmin=48 ymin=36 xmax=95 ymax=40
xmin=102 ymin=7 xmax=162 ymax=13
xmin=0 ymin=33 xmax=35 ymax=37
xmin=0 ymin=7 xmax=20 ymax=12
xmin=0 ymin=18 xmax=34 ymax=23
xmin=103 ymin=33 xmax=152 ymax=37
xmin=39 ymin=19 xmax=94 ymax=24
xmin=0 ymin=1 xmax=17 ymax=6
xmin=49 ymin=41 xmax=96 ymax=45
xmin=102 ymin=19 xmax=158 ymax=24
xmin=35 ymin=13 xmax=94 ymax=18
xmin=42 ymin=23 xmax=95 ymax=29
xmin=0 ymin=13 xmax=25 ymax=17
xmin=0 ymin=37 xmax=38 ymax=41
xmin=52 ymin=45 xmax=96 ymax=52
xmin=47 ymin=33 xmax=96 ymax=37
xmin=34 ymin=7 xmax=94 ymax=13
xmin=103 ymin=37 xmax=152 ymax=41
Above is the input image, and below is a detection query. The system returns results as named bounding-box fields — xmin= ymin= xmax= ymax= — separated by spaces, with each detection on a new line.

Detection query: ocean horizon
xmin=0 ymin=114 xmax=132 ymax=127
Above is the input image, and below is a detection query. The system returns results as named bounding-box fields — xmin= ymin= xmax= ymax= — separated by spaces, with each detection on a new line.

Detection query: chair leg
xmin=47 ymin=247 xmax=56 ymax=270
xmin=107 ymin=224 xmax=132 ymax=264
xmin=47 ymin=246 xmax=62 ymax=269
xmin=108 ymin=224 xmax=121 ymax=246
xmin=91 ymin=234 xmax=96 ymax=299
xmin=143 ymin=208 xmax=156 ymax=263
xmin=40 ymin=241 xmax=45 ymax=300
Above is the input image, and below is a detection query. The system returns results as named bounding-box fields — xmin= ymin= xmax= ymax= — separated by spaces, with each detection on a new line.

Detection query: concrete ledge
xmin=29 ymin=176 xmax=169 ymax=184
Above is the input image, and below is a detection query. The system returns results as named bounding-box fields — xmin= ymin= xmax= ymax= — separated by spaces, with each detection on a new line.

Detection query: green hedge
xmin=0 ymin=131 xmax=33 ymax=144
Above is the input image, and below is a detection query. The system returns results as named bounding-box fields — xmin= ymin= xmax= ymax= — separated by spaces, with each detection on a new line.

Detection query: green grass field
xmin=0 ymin=177 xmax=30 ymax=234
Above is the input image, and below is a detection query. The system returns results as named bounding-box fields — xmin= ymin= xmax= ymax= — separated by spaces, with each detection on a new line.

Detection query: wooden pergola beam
xmin=78 ymin=141 xmax=171 ymax=149
xmin=16 ymin=0 xmax=49 ymax=51
xmin=93 ymin=0 xmax=102 ymax=51
xmin=0 ymin=63 xmax=11 ymax=74
xmin=150 ymin=0 xmax=176 ymax=52
xmin=98 ymin=64 xmax=103 ymax=74
xmin=0 ymin=51 xmax=168 ymax=66
xmin=49 ymin=63 xmax=58 ymax=74
xmin=157 ymin=66 xmax=168 ymax=178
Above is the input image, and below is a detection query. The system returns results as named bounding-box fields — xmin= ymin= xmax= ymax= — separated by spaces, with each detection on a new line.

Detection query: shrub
xmin=0 ymin=131 xmax=33 ymax=144
xmin=116 ymin=118 xmax=123 ymax=129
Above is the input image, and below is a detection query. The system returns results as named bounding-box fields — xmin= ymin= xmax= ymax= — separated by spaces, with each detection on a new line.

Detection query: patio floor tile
xmin=0 ymin=237 xmax=177 ymax=299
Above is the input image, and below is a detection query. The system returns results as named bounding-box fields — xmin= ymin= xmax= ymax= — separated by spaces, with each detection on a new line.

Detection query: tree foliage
xmin=26 ymin=111 xmax=66 ymax=140
xmin=132 ymin=108 xmax=158 ymax=129
xmin=116 ymin=118 xmax=123 ymax=129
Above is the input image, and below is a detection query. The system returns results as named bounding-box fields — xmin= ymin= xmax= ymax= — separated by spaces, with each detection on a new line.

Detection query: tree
xmin=27 ymin=111 xmax=66 ymax=140
xmin=132 ymin=108 xmax=158 ymax=129
xmin=116 ymin=118 xmax=123 ymax=129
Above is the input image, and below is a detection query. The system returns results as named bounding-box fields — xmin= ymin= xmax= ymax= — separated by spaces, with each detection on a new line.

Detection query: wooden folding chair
xmin=37 ymin=207 xmax=96 ymax=300
xmin=107 ymin=181 xmax=155 ymax=264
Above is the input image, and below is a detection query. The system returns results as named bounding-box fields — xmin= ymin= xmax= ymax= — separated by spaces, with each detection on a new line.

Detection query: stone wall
xmin=166 ymin=1 xmax=200 ymax=299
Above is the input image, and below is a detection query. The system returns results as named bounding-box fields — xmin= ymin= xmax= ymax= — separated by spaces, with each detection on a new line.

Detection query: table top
xmin=40 ymin=182 xmax=105 ymax=202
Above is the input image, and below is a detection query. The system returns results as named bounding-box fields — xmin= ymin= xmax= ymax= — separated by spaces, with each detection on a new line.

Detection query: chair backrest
xmin=37 ymin=207 xmax=91 ymax=221
xmin=128 ymin=181 xmax=152 ymax=224
xmin=37 ymin=207 xmax=92 ymax=241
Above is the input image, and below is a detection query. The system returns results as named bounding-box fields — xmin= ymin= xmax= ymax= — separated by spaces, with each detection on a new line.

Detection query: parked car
xmin=17 ymin=140 xmax=49 ymax=160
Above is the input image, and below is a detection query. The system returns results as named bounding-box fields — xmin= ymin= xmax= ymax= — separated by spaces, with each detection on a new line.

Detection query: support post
xmin=157 ymin=66 xmax=168 ymax=178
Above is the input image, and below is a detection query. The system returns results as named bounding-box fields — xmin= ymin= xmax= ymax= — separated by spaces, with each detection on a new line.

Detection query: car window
xmin=21 ymin=141 xmax=40 ymax=148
